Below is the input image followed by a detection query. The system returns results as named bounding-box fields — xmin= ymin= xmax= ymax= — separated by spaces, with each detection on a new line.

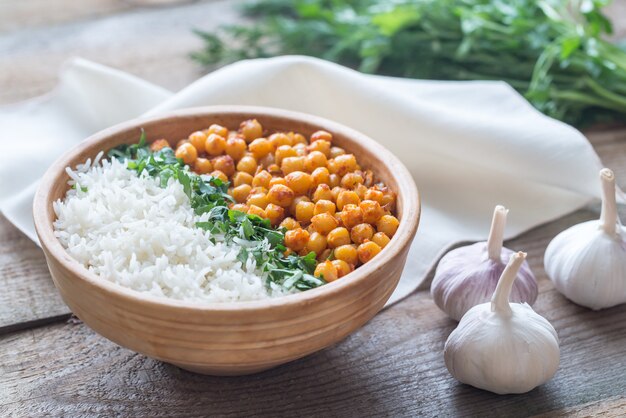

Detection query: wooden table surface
xmin=1 ymin=1 xmax=626 ymax=416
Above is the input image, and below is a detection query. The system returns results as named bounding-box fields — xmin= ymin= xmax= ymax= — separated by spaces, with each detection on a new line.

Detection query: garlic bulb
xmin=431 ymin=205 xmax=538 ymax=321
xmin=545 ymin=168 xmax=626 ymax=310
xmin=444 ymin=252 xmax=560 ymax=394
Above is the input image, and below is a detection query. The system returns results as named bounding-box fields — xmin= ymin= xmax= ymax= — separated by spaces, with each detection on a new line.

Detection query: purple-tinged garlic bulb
xmin=431 ymin=205 xmax=538 ymax=321
xmin=444 ymin=252 xmax=560 ymax=395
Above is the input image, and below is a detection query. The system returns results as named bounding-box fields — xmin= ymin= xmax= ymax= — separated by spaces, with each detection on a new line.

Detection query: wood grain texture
xmin=2 ymin=267 xmax=625 ymax=417
xmin=0 ymin=214 xmax=70 ymax=333
xmin=0 ymin=0 xmax=240 ymax=105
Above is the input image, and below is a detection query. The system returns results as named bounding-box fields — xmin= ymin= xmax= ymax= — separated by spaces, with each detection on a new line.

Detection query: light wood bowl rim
xmin=33 ymin=105 xmax=420 ymax=313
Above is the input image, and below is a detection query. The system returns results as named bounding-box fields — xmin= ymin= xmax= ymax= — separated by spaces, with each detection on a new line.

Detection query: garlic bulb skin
xmin=545 ymin=169 xmax=626 ymax=310
xmin=444 ymin=252 xmax=560 ymax=395
xmin=432 ymin=205 xmax=538 ymax=321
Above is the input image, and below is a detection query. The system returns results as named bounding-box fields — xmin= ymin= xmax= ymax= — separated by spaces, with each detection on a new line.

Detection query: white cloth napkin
xmin=0 ymin=56 xmax=609 ymax=305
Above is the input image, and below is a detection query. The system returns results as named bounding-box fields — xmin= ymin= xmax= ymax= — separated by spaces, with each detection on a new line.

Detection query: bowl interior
xmin=34 ymin=106 xmax=420 ymax=312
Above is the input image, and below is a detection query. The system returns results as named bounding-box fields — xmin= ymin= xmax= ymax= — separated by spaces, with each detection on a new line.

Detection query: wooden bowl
xmin=33 ymin=106 xmax=420 ymax=375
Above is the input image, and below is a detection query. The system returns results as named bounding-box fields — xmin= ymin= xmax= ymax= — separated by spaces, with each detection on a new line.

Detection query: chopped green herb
xmin=108 ymin=134 xmax=326 ymax=292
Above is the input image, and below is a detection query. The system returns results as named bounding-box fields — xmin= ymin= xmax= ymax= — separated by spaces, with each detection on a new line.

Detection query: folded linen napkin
xmin=0 ymin=56 xmax=608 ymax=305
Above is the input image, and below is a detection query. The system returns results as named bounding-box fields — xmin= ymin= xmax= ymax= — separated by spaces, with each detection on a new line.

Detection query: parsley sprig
xmin=108 ymin=133 xmax=326 ymax=292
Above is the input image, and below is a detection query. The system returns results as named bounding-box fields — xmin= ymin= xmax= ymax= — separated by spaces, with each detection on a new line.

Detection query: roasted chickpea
xmin=311 ymin=167 xmax=331 ymax=187
xmin=150 ymin=138 xmax=170 ymax=152
xmin=327 ymin=227 xmax=351 ymax=248
xmin=314 ymin=199 xmax=336 ymax=215
xmin=312 ymin=184 xmax=333 ymax=202
xmin=377 ymin=215 xmax=400 ymax=237
xmin=295 ymin=201 xmax=315 ymax=224
xmin=285 ymin=228 xmax=310 ymax=252
xmin=207 ymin=123 xmax=228 ymax=138
xmin=267 ymin=184 xmax=295 ymax=207
xmin=310 ymin=130 xmax=333 ymax=143
xmin=364 ymin=188 xmax=384 ymax=203
xmin=334 ymin=244 xmax=358 ymax=265
xmin=331 ymin=186 xmax=346 ymax=202
xmin=358 ymin=241 xmax=382 ymax=263
xmin=247 ymin=192 xmax=269 ymax=209
xmin=249 ymin=186 xmax=268 ymax=195
xmin=292 ymin=143 xmax=307 ymax=156
xmin=252 ymin=170 xmax=272 ymax=189
xmin=212 ymin=155 xmax=235 ymax=177
xmin=332 ymin=259 xmax=352 ymax=278
xmin=336 ymin=190 xmax=361 ymax=210
xmin=340 ymin=204 xmax=364 ymax=229
xmin=334 ymin=212 xmax=344 ymax=227
xmin=328 ymin=154 xmax=357 ymax=176
xmin=311 ymin=213 xmax=339 ymax=235
xmin=236 ymin=155 xmax=258 ymax=175
xmin=232 ymin=184 xmax=252 ymax=203
xmin=372 ymin=232 xmax=391 ymax=248
xmin=314 ymin=260 xmax=338 ymax=282
xmin=275 ymin=145 xmax=297 ymax=166
xmin=280 ymin=217 xmax=300 ymax=231
xmin=290 ymin=195 xmax=310 ymax=214
xmin=341 ymin=172 xmax=364 ymax=189
xmin=225 ymin=137 xmax=247 ymax=161
xmin=360 ymin=200 xmax=384 ymax=224
xmin=281 ymin=156 xmax=306 ymax=175
xmin=330 ymin=146 xmax=346 ymax=159
xmin=239 ymin=119 xmax=263 ymax=142
xmin=210 ymin=170 xmax=228 ymax=182
xmin=329 ymin=174 xmax=340 ymax=188
xmin=247 ymin=205 xmax=266 ymax=218
xmin=306 ymin=232 xmax=327 ymax=255
xmin=175 ymin=143 xmax=197 ymax=165
xmin=193 ymin=157 xmax=212 ymax=174
xmin=176 ymin=139 xmax=189 ymax=149
xmin=269 ymin=177 xmax=287 ymax=187
xmin=305 ymin=151 xmax=328 ymax=172
xmin=204 ymin=133 xmax=227 ymax=156
xmin=291 ymin=132 xmax=307 ymax=145
xmin=285 ymin=171 xmax=313 ymax=195
xmin=265 ymin=203 xmax=285 ymax=226
xmin=269 ymin=132 xmax=292 ymax=148
xmin=188 ymin=131 xmax=207 ymax=151
xmin=233 ymin=171 xmax=253 ymax=187
xmin=267 ymin=164 xmax=281 ymax=175
xmin=354 ymin=184 xmax=368 ymax=200
xmin=350 ymin=223 xmax=375 ymax=244
xmin=231 ymin=203 xmax=249 ymax=213
xmin=381 ymin=190 xmax=396 ymax=211
xmin=248 ymin=137 xmax=273 ymax=159
xmin=307 ymin=139 xmax=331 ymax=157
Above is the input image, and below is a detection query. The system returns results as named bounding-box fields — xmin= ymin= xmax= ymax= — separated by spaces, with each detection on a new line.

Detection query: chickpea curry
xmin=125 ymin=118 xmax=398 ymax=285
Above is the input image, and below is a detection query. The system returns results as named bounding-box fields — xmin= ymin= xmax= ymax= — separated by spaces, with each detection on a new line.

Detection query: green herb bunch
xmin=192 ymin=0 xmax=626 ymax=126
xmin=108 ymin=132 xmax=325 ymax=292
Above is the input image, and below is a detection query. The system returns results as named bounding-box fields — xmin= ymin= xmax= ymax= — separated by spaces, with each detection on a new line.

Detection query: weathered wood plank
xmin=0 ymin=0 xmax=133 ymax=33
xmin=0 ymin=214 xmax=70 ymax=333
xmin=1 ymin=270 xmax=625 ymax=417
xmin=0 ymin=0 xmax=240 ymax=105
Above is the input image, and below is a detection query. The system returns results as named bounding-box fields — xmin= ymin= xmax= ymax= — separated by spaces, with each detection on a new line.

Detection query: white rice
xmin=53 ymin=154 xmax=292 ymax=303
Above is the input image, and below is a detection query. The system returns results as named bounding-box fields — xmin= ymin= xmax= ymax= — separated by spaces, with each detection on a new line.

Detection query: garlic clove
xmin=444 ymin=252 xmax=560 ymax=395
xmin=545 ymin=168 xmax=626 ymax=310
xmin=431 ymin=205 xmax=538 ymax=321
